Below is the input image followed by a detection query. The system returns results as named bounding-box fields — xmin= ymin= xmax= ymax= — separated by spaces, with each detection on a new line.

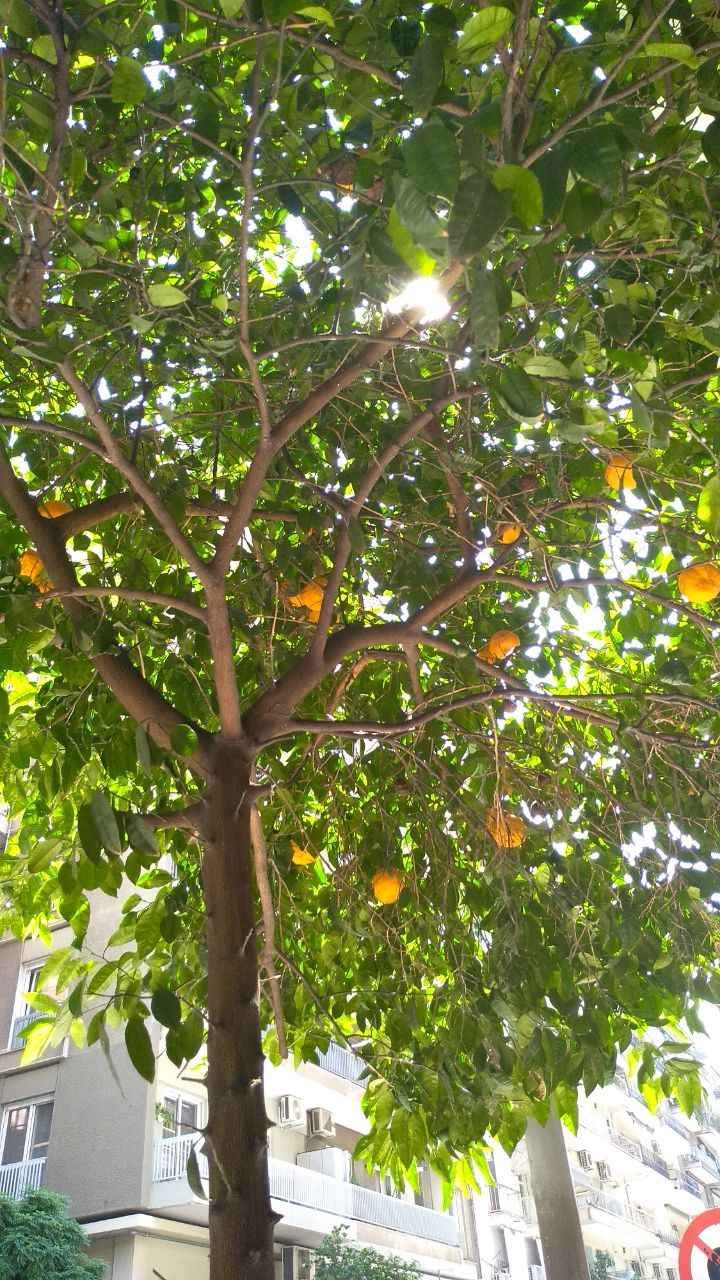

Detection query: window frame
xmin=159 ymin=1089 xmax=203 ymax=1140
xmin=0 ymin=1096 xmax=54 ymax=1168
xmin=6 ymin=963 xmax=45 ymax=1052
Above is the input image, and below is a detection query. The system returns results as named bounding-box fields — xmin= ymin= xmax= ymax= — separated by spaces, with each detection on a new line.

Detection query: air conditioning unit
xmin=308 ymin=1107 xmax=336 ymax=1139
xmin=529 ymin=1267 xmax=546 ymax=1280
xmin=578 ymin=1150 xmax=594 ymax=1170
xmin=597 ymin=1160 xmax=613 ymax=1182
xmin=279 ymin=1096 xmax=306 ymax=1129
xmin=282 ymin=1245 xmax=314 ymax=1280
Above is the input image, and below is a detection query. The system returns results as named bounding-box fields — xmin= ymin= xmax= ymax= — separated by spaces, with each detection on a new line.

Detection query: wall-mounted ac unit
xmin=281 ymin=1245 xmax=314 ymax=1280
xmin=279 ymin=1096 xmax=306 ymax=1129
xmin=578 ymin=1150 xmax=594 ymax=1170
xmin=597 ymin=1160 xmax=613 ymax=1182
xmin=308 ymin=1106 xmax=336 ymax=1139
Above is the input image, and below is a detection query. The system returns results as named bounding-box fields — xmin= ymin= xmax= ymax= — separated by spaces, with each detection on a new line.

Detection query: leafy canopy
xmin=313 ymin=1227 xmax=420 ymax=1280
xmin=0 ymin=1189 xmax=105 ymax=1280
xmin=0 ymin=0 xmax=719 ymax=1199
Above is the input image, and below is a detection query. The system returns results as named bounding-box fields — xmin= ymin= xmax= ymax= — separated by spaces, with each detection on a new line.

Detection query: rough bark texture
xmin=525 ymin=1108 xmax=591 ymax=1280
xmin=201 ymin=743 xmax=276 ymax=1280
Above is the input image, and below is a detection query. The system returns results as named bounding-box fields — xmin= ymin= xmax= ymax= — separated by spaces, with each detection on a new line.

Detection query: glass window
xmin=1 ymin=1107 xmax=29 ymax=1166
xmin=162 ymin=1094 xmax=199 ymax=1138
xmin=1 ymin=1102 xmax=53 ymax=1166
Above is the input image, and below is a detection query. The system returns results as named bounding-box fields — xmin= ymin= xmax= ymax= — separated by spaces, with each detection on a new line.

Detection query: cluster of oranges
xmin=17 ymin=501 xmax=71 ymax=597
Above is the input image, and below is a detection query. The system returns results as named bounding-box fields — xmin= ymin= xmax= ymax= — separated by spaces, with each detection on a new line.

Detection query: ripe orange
xmin=39 ymin=500 xmax=71 ymax=518
xmin=496 ymin=522 xmax=523 ymax=545
xmin=287 ymin=578 xmax=326 ymax=624
xmin=485 ymin=807 xmax=525 ymax=848
xmin=477 ymin=629 xmax=520 ymax=664
xmin=18 ymin=550 xmax=44 ymax=583
xmin=604 ymin=454 xmax=636 ymax=490
xmin=678 ymin=562 xmax=720 ymax=605
xmin=291 ymin=840 xmax=316 ymax=866
xmin=372 ymin=869 xmax=403 ymax=904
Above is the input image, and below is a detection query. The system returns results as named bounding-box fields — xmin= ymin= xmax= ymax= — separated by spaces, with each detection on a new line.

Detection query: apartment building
xmin=1 ymin=909 xmax=716 ymax=1280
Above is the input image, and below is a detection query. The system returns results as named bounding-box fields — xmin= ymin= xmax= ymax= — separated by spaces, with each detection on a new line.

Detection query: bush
xmin=312 ymin=1227 xmax=420 ymax=1280
xmin=0 ymin=1189 xmax=105 ymax=1280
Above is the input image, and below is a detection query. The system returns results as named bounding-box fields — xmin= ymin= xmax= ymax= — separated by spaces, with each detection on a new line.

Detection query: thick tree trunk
xmin=525 ymin=1108 xmax=591 ymax=1280
xmin=201 ymin=742 xmax=277 ymax=1280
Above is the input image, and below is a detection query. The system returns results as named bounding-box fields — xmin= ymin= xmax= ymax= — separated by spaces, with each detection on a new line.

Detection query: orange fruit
xmin=35 ymin=578 xmax=53 ymax=594
xmin=477 ymin=629 xmax=520 ymax=664
xmin=291 ymin=840 xmax=316 ymax=866
xmin=287 ymin=578 xmax=326 ymax=624
xmin=18 ymin=551 xmax=44 ymax=583
xmin=496 ymin=522 xmax=523 ymax=545
xmin=485 ymin=807 xmax=525 ymax=848
xmin=372 ymin=869 xmax=403 ymax=904
xmin=604 ymin=454 xmax=636 ymax=490
xmin=38 ymin=500 xmax=71 ymax=518
xmin=678 ymin=562 xmax=720 ymax=605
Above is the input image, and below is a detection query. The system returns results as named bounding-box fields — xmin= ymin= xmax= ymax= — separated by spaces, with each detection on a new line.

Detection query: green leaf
xmin=403 ymin=121 xmax=459 ymax=200
xmin=532 ymin=149 xmax=569 ymax=221
xmin=126 ymin=813 xmax=158 ymax=856
xmin=630 ymin=386 xmax=653 ymax=434
xmin=135 ymin=724 xmax=152 ymax=777
xmin=448 ymin=175 xmax=508 ymax=260
xmin=403 ymin=37 xmax=444 ymax=115
xmin=125 ymin=1015 xmax=155 ymax=1083
xmin=491 ymin=165 xmax=543 ymax=227
xmin=90 ymin=791 xmax=122 ymax=854
xmin=170 ymin=723 xmax=199 ymax=756
xmin=393 ymin=177 xmax=446 ymax=254
xmin=219 ymin=0 xmax=243 ymax=13
xmin=491 ymin=367 xmax=543 ymax=422
xmin=181 ymin=1010 xmax=205 ymax=1060
xmin=186 ymin=1146 xmax=208 ymax=1199
xmin=470 ymin=269 xmax=500 ymax=350
xmin=77 ymin=803 xmax=102 ymax=863
xmin=31 ymin=34 xmax=57 ymax=65
xmin=564 ymin=182 xmax=605 ymax=235
xmin=522 ymin=355 xmax=569 ymax=381
xmin=604 ymin=304 xmax=634 ymax=344
xmin=27 ymin=837 xmax=64 ymax=873
xmin=702 ymin=118 xmax=720 ymax=167
xmin=111 ymin=57 xmax=147 ymax=106
xmin=645 ymin=42 xmax=699 ymax=67
xmin=387 ymin=207 xmax=437 ymax=274
xmin=456 ymin=8 xmax=513 ymax=61
xmin=151 ymin=987 xmax=182 ymax=1029
xmin=697 ymin=475 xmax=720 ymax=536
xmin=148 ymin=283 xmax=189 ymax=308
xmin=296 ymin=5 xmax=334 ymax=25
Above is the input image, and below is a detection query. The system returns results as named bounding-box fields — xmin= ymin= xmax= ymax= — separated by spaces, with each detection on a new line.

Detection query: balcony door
xmin=0 ymin=1100 xmax=53 ymax=1167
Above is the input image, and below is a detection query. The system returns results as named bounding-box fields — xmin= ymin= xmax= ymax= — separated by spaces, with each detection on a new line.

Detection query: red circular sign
xmin=679 ymin=1208 xmax=720 ymax=1280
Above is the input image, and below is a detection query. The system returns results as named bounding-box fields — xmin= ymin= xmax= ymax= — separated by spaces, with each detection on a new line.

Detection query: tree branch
xmin=250 ymin=803 xmax=288 ymax=1060
xmin=0 ymin=442 xmax=214 ymax=773
xmin=39 ymin=584 xmax=207 ymax=621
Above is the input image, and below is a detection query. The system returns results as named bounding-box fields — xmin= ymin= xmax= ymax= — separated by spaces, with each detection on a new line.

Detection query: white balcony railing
xmin=0 ymin=1157 xmax=45 ymax=1198
xmin=152 ymin=1137 xmax=459 ymax=1246
xmin=314 ymin=1043 xmax=367 ymax=1086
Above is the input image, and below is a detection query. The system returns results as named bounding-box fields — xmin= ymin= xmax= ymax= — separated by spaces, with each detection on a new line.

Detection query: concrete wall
xmin=44 ymin=1031 xmax=155 ymax=1218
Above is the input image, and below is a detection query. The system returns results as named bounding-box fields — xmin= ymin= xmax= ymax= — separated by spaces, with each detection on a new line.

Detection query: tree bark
xmin=525 ymin=1108 xmax=591 ymax=1280
xmin=201 ymin=742 xmax=277 ymax=1280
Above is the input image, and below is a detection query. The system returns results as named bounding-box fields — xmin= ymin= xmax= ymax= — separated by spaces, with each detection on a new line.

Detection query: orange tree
xmin=1 ymin=1 xmax=720 ymax=1277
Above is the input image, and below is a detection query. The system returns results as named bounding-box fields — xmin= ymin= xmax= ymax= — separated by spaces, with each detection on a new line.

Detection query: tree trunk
xmin=201 ymin=742 xmax=277 ymax=1280
xmin=525 ymin=1107 xmax=591 ymax=1280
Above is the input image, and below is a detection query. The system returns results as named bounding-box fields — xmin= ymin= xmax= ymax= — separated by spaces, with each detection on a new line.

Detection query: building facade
xmin=1 ymin=917 xmax=718 ymax=1280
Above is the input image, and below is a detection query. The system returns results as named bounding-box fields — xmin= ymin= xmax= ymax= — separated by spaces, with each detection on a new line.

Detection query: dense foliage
xmin=0 ymin=1189 xmax=105 ymax=1280
xmin=312 ymin=1228 xmax=420 ymax=1280
xmin=1 ymin=0 xmax=720 ymax=1233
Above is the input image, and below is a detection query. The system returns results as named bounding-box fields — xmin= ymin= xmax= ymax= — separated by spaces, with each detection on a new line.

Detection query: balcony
xmin=681 ymin=1147 xmax=720 ymax=1183
xmin=0 ymin=1157 xmax=45 ymax=1198
xmin=578 ymin=1190 xmax=658 ymax=1240
xmin=583 ymin=1115 xmax=674 ymax=1179
xmin=675 ymin=1172 xmax=703 ymax=1198
xmin=152 ymin=1137 xmax=459 ymax=1247
xmin=8 ymin=1012 xmax=40 ymax=1052
xmin=314 ymin=1043 xmax=368 ymax=1087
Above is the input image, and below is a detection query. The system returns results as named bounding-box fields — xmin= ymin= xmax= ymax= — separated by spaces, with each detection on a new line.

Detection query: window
xmin=667 ymin=1270 xmax=678 ymax=1280
xmin=653 ymin=1267 xmax=662 ymax=1280
xmin=8 ymin=966 xmax=44 ymax=1052
xmin=630 ymin=1264 xmax=641 ymax=1278
xmin=161 ymin=1093 xmax=200 ymax=1140
xmin=0 ymin=1100 xmax=53 ymax=1167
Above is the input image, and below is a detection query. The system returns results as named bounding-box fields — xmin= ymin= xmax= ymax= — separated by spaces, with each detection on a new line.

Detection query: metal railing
xmin=487 ymin=1184 xmax=525 ymax=1220
xmin=152 ymin=1133 xmax=209 ymax=1184
xmin=579 ymin=1190 xmax=657 ymax=1235
xmin=0 ymin=1157 xmax=45 ymax=1198
xmin=682 ymin=1147 xmax=720 ymax=1177
xmin=584 ymin=1114 xmax=674 ymax=1179
xmin=314 ymin=1043 xmax=368 ymax=1086
xmin=151 ymin=1138 xmax=459 ymax=1246
xmin=8 ymin=1012 xmax=41 ymax=1052
xmin=675 ymin=1173 xmax=702 ymax=1198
